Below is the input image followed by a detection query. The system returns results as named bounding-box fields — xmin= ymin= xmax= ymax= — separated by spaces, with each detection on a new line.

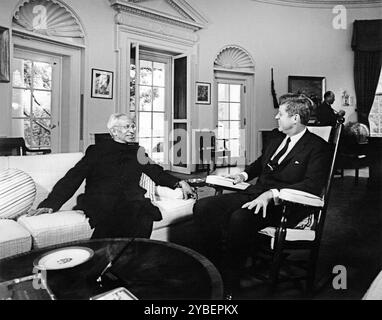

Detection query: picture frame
xmin=196 ymin=82 xmax=211 ymax=105
xmin=91 ymin=68 xmax=113 ymax=99
xmin=0 ymin=27 xmax=10 ymax=83
xmin=288 ymin=75 xmax=326 ymax=108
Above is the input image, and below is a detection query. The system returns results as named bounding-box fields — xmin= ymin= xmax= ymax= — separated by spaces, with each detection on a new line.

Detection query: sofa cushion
xmin=0 ymin=219 xmax=32 ymax=259
xmin=153 ymin=199 xmax=195 ymax=230
xmin=0 ymin=168 xmax=36 ymax=219
xmin=17 ymin=210 xmax=94 ymax=249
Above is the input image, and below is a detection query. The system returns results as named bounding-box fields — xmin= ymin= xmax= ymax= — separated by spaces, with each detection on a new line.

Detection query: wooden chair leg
xmin=269 ymin=229 xmax=287 ymax=288
xmin=305 ymin=246 xmax=319 ymax=298
xmin=270 ymin=248 xmax=283 ymax=287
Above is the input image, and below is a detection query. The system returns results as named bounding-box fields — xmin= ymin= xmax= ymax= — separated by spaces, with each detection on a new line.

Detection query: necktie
xmin=270 ymin=137 xmax=291 ymax=166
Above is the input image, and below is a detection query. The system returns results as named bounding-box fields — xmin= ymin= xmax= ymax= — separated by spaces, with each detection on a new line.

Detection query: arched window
xmin=213 ymin=45 xmax=255 ymax=167
xmin=214 ymin=45 xmax=255 ymax=74
xmin=12 ymin=0 xmax=85 ymax=45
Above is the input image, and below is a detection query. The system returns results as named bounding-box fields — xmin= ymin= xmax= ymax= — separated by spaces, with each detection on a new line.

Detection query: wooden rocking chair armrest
xmin=279 ymin=188 xmax=324 ymax=208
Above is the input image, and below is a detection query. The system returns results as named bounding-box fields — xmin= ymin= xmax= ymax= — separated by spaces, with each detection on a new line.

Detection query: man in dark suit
xmin=193 ymin=94 xmax=331 ymax=295
xmin=317 ymin=91 xmax=337 ymax=126
xmin=29 ymin=113 xmax=195 ymax=239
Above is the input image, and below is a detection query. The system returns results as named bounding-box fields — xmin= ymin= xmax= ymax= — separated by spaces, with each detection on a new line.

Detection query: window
xmin=11 ymin=55 xmax=54 ymax=149
xmin=128 ymin=43 xmax=191 ymax=173
xmin=369 ymin=71 xmax=382 ymax=137
xmin=217 ymin=83 xmax=241 ymax=158
xmin=130 ymin=47 xmax=170 ymax=165
xmin=137 ymin=58 xmax=166 ymax=163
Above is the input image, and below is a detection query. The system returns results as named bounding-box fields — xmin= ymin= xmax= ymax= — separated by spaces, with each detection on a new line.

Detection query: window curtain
xmin=352 ymin=20 xmax=382 ymax=127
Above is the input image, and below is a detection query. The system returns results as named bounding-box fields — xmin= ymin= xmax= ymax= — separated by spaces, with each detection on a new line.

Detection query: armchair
xmin=256 ymin=123 xmax=343 ymax=294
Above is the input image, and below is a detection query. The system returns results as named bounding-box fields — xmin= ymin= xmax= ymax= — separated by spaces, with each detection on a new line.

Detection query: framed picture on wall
xmin=288 ymin=76 xmax=326 ymax=108
xmin=91 ymin=68 xmax=113 ymax=99
xmin=0 ymin=27 xmax=10 ymax=83
xmin=196 ymin=82 xmax=211 ymax=105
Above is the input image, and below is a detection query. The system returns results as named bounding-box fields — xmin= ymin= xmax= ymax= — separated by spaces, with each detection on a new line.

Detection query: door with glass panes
xmin=216 ymin=80 xmax=247 ymax=167
xmin=11 ymin=49 xmax=61 ymax=152
xmin=129 ymin=44 xmax=192 ymax=173
xmin=135 ymin=52 xmax=170 ymax=167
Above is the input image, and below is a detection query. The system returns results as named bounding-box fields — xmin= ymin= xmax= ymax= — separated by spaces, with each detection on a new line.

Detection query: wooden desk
xmin=0 ymin=239 xmax=223 ymax=300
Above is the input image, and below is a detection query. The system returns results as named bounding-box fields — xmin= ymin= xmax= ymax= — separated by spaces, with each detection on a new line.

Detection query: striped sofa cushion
xmin=0 ymin=168 xmax=36 ymax=219
xmin=139 ymin=173 xmax=156 ymax=202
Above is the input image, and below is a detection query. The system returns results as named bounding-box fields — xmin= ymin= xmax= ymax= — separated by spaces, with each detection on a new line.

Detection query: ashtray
xmin=33 ymin=246 xmax=94 ymax=270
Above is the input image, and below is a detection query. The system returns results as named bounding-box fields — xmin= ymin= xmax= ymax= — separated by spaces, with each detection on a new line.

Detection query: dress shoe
xmin=224 ymin=292 xmax=233 ymax=300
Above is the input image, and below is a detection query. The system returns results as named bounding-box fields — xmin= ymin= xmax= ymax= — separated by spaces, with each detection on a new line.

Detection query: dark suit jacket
xmin=38 ymin=140 xmax=179 ymax=226
xmin=244 ymin=129 xmax=330 ymax=197
xmin=317 ymin=102 xmax=337 ymax=126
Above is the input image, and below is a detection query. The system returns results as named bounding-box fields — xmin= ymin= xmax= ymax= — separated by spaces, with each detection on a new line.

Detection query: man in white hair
xmin=32 ymin=113 xmax=195 ymax=239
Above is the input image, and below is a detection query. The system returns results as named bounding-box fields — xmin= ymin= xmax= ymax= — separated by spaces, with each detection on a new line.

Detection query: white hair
xmin=107 ymin=113 xmax=135 ymax=131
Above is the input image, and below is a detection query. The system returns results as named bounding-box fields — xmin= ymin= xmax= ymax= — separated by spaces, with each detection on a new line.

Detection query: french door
xmin=216 ymin=79 xmax=248 ymax=167
xmin=11 ymin=49 xmax=61 ymax=152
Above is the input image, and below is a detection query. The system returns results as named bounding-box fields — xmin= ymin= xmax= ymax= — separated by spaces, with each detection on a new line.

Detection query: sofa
xmin=0 ymin=152 xmax=195 ymax=260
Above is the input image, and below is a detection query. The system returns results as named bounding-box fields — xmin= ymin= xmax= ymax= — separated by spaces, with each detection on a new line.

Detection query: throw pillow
xmin=0 ymin=168 xmax=36 ymax=219
xmin=139 ymin=173 xmax=156 ymax=202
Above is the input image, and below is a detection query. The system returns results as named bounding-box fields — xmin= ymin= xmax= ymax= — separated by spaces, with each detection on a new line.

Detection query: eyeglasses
xmin=115 ymin=124 xmax=136 ymax=130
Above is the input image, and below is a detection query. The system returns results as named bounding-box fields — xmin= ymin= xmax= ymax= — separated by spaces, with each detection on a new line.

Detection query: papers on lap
xmin=206 ymin=175 xmax=250 ymax=190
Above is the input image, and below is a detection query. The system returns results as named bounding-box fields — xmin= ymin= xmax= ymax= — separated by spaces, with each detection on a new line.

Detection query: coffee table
xmin=0 ymin=238 xmax=223 ymax=300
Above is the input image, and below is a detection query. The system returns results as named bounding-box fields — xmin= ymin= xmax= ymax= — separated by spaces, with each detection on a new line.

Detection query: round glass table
xmin=0 ymin=238 xmax=223 ymax=300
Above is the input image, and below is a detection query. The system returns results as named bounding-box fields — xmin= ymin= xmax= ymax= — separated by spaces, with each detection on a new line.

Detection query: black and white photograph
xmin=0 ymin=0 xmax=381 ymax=305
xmin=196 ymin=82 xmax=211 ymax=104
xmin=91 ymin=68 xmax=113 ymax=99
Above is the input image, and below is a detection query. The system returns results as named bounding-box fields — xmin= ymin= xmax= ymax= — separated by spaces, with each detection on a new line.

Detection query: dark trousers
xmin=193 ymin=192 xmax=309 ymax=291
xmin=91 ymin=200 xmax=157 ymax=239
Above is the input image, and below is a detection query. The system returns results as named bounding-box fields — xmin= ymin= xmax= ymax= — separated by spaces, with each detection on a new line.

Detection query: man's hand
xmin=225 ymin=173 xmax=245 ymax=185
xmin=178 ymin=180 xmax=197 ymax=199
xmin=26 ymin=207 xmax=53 ymax=217
xmin=241 ymin=190 xmax=274 ymax=218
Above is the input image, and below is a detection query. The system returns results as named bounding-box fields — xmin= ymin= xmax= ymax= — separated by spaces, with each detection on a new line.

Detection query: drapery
xmin=351 ymin=20 xmax=382 ymax=127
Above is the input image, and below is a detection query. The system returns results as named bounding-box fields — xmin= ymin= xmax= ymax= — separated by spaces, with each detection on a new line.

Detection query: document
xmin=206 ymin=175 xmax=250 ymax=190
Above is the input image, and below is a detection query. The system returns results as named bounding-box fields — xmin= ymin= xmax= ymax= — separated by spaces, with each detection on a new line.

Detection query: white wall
xmin=62 ymin=0 xmax=116 ymax=138
xmin=191 ymin=0 xmax=382 ymax=134
xmin=0 ymin=0 xmax=381 ymax=157
xmin=0 ymin=0 xmax=116 ymax=147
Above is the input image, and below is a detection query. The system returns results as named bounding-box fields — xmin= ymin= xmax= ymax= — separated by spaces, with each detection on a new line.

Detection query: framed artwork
xmin=288 ymin=76 xmax=326 ymax=108
xmin=196 ymin=82 xmax=211 ymax=105
xmin=91 ymin=68 xmax=113 ymax=99
xmin=0 ymin=27 xmax=10 ymax=83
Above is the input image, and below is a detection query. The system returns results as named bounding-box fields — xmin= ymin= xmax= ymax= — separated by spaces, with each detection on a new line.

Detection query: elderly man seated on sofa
xmin=28 ymin=113 xmax=195 ymax=239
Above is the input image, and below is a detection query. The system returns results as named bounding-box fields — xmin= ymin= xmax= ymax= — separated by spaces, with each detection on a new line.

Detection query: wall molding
xmin=109 ymin=0 xmax=207 ymax=31
xmin=12 ymin=0 xmax=86 ymax=45
xmin=253 ymin=0 xmax=382 ymax=8
xmin=214 ymin=45 xmax=255 ymax=74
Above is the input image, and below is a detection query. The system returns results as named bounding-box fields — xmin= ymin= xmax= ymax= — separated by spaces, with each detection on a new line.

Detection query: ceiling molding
xmin=252 ymin=0 xmax=382 ymax=8
xmin=109 ymin=0 xmax=207 ymax=31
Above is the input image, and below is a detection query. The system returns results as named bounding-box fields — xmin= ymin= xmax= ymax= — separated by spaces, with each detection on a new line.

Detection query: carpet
xmin=168 ymin=174 xmax=382 ymax=300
